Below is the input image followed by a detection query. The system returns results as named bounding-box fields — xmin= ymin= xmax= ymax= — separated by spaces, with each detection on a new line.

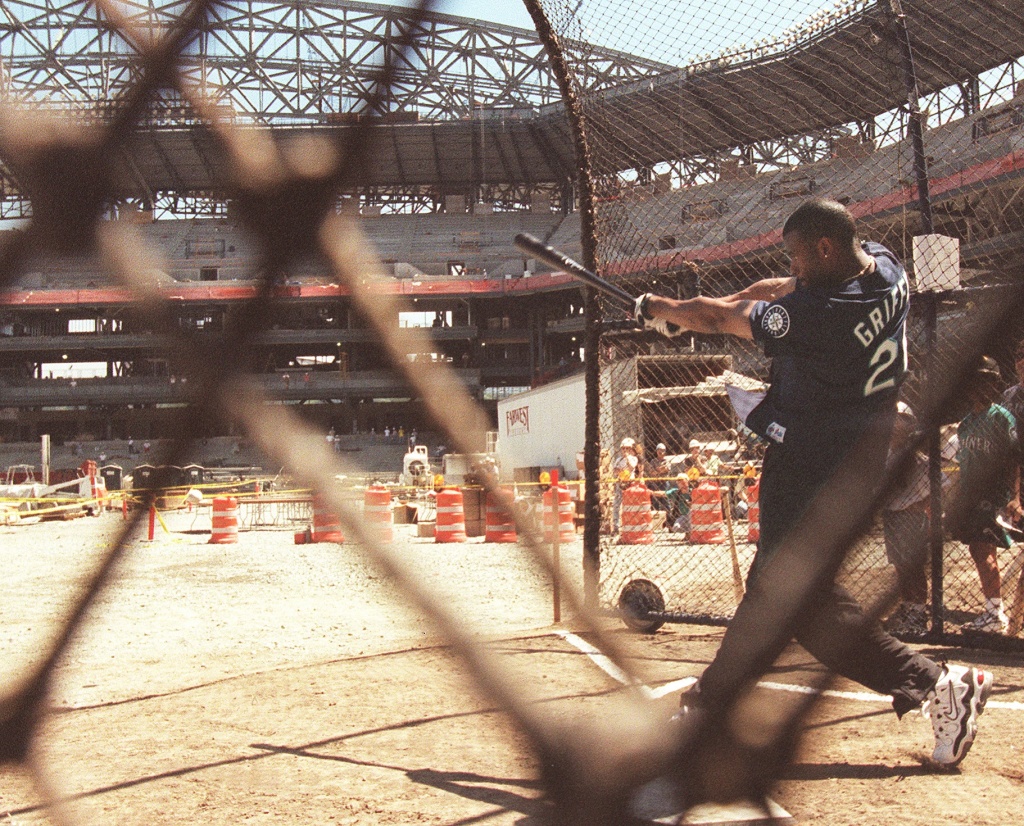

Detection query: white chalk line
xmin=554 ymin=631 xmax=1024 ymax=711
xmin=556 ymin=631 xmax=656 ymax=699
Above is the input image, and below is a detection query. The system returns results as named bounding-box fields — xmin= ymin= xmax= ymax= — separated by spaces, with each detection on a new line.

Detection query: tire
xmin=618 ymin=578 xmax=665 ymax=633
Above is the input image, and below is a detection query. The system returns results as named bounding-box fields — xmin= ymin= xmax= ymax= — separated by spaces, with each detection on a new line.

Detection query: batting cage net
xmin=2 ymin=1 xmax=1024 ymax=822
xmin=534 ymin=0 xmax=1024 ymax=646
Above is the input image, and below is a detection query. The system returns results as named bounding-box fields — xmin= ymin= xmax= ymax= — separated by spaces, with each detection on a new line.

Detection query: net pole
xmin=886 ymin=0 xmax=945 ymax=633
xmin=523 ymin=0 xmax=603 ymax=607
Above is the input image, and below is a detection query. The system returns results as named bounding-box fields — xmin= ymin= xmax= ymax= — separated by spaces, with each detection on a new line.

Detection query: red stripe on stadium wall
xmin=2 ymin=152 xmax=1021 ymax=308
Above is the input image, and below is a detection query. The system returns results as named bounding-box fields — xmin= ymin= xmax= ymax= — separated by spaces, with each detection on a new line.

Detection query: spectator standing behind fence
xmin=1001 ymin=342 xmax=1024 ymax=513
xmin=703 ymin=446 xmax=721 ymax=477
xmin=635 ymin=198 xmax=992 ymax=767
xmin=947 ymin=356 xmax=1023 ymax=635
xmin=686 ymin=439 xmax=706 ymax=477
xmin=648 ymin=442 xmax=671 ymax=515
xmin=612 ymin=437 xmax=639 ymax=533
xmin=882 ymin=403 xmax=939 ymax=637
xmin=666 ymin=473 xmax=691 ymax=536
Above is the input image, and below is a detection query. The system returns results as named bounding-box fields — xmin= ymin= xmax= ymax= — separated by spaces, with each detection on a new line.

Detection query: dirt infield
xmin=2 ymin=514 xmax=1022 ymax=825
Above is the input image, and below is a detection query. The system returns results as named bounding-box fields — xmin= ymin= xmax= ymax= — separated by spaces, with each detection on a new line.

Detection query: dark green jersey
xmin=957 ymin=403 xmax=1019 ymax=509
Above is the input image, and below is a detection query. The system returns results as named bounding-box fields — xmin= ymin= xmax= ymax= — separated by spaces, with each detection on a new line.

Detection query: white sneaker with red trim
xmin=924 ymin=664 xmax=993 ymax=767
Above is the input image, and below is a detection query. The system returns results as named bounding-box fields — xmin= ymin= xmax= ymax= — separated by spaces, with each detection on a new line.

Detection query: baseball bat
xmin=722 ymin=491 xmax=746 ymax=603
xmin=1006 ymin=543 xmax=1024 ymax=636
xmin=514 ymin=233 xmax=636 ymax=309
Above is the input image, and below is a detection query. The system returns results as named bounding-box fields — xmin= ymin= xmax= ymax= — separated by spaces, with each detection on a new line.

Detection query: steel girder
xmin=0 ymin=0 xmax=670 ymax=123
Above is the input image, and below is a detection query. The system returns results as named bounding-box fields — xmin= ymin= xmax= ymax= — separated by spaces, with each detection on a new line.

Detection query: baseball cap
xmin=688 ymin=439 xmax=700 ymax=449
xmin=895 ymin=400 xmax=918 ymax=427
xmin=620 ymin=437 xmax=636 ymax=448
xmin=656 ymin=443 xmax=666 ymax=451
xmin=975 ymin=355 xmax=1001 ymax=380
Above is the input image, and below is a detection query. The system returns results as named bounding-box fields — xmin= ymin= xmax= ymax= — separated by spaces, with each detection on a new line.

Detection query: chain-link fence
xmin=4 ymin=1 xmax=1024 ymax=820
xmin=534 ymin=0 xmax=1024 ymax=647
xmin=0 ymin=2 xmax=677 ymax=821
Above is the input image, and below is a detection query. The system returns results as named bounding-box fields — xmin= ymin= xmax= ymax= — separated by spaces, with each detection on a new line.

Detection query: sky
xmin=376 ymin=1 xmax=844 ymax=65
xmin=431 ymin=0 xmax=534 ymax=28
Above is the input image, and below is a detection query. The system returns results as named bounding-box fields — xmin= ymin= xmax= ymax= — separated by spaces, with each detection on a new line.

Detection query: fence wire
xmin=0 ymin=2 xmax=664 ymax=823
xmin=2 ymin=0 xmax=1024 ymax=823
xmin=536 ymin=0 xmax=1024 ymax=650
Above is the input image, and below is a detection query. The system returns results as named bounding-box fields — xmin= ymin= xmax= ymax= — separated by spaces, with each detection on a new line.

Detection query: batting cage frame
xmin=527 ymin=0 xmax=1024 ymax=655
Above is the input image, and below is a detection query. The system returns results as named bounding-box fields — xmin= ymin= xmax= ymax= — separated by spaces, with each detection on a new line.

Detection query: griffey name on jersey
xmin=852 ymin=275 xmax=909 ymax=349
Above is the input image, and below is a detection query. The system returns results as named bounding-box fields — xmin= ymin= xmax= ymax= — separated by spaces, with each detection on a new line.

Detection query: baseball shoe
xmin=961 ymin=608 xmax=1009 ymax=635
xmin=886 ymin=603 xmax=929 ymax=636
xmin=670 ymin=680 xmax=703 ymax=723
xmin=924 ymin=664 xmax=993 ymax=767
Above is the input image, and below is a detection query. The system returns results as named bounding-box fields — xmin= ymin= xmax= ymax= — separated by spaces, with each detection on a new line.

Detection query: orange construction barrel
xmin=485 ymin=488 xmax=518 ymax=543
xmin=435 ymin=488 xmax=467 ymax=543
xmin=690 ymin=481 xmax=725 ymax=544
xmin=618 ymin=483 xmax=654 ymax=544
xmin=364 ymin=484 xmax=394 ymax=543
xmin=209 ymin=496 xmax=239 ymax=544
xmin=311 ymin=495 xmax=345 ymax=543
xmin=747 ymin=479 xmax=760 ymax=543
xmin=543 ymin=484 xmax=576 ymax=543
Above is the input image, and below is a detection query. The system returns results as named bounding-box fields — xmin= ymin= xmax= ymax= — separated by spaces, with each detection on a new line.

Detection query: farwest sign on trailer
xmin=496 ymin=373 xmax=585 ymax=481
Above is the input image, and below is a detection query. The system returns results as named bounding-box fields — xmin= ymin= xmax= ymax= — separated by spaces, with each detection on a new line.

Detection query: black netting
xmin=537 ymin=0 xmax=1024 ymax=646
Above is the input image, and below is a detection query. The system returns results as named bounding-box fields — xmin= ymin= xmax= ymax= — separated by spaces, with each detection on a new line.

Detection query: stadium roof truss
xmin=0 ymin=0 xmax=670 ymax=214
xmin=0 ymin=1 xmax=1023 ymax=218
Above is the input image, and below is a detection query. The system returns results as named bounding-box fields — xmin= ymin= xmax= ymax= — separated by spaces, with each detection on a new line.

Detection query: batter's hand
xmin=634 ymin=293 xmax=685 ymax=338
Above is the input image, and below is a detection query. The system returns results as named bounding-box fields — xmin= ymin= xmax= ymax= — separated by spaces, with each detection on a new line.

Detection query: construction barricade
xmin=363 ymin=484 xmax=394 ymax=542
xmin=690 ymin=480 xmax=725 ymax=544
xmin=435 ymin=488 xmax=467 ymax=543
xmin=209 ymin=496 xmax=240 ymax=544
xmin=747 ymin=479 xmax=760 ymax=543
xmin=543 ymin=483 xmax=576 ymax=543
xmin=618 ymin=483 xmax=653 ymax=544
xmin=484 ymin=488 xmax=517 ymax=543
xmin=310 ymin=495 xmax=344 ymax=543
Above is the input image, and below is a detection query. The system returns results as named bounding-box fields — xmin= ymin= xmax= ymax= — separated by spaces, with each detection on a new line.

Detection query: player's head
xmin=782 ymin=198 xmax=860 ymax=287
xmin=967 ymin=355 xmax=1003 ymax=409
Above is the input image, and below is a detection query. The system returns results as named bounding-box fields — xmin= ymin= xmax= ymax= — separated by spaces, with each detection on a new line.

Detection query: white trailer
xmin=495 ymin=372 xmax=585 ymax=483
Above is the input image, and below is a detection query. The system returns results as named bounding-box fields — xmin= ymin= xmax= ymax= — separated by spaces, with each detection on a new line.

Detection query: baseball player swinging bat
xmin=514 ymin=233 xmax=682 ymax=337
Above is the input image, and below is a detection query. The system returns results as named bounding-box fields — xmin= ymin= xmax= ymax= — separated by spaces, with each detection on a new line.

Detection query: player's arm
xmin=723 ymin=276 xmax=796 ymax=303
xmin=641 ymin=294 xmax=758 ymax=340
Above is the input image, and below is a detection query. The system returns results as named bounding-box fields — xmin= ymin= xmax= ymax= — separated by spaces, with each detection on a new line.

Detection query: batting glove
xmin=634 ymin=292 xmax=655 ymax=326
xmin=634 ymin=293 xmax=684 ymax=337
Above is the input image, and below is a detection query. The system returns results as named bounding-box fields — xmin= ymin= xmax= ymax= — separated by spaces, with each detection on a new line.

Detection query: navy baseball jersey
xmin=745 ymin=241 xmax=909 ymax=454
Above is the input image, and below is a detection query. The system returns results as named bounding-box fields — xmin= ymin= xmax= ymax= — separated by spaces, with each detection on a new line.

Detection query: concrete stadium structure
xmin=0 ymin=0 xmax=1022 ymax=444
